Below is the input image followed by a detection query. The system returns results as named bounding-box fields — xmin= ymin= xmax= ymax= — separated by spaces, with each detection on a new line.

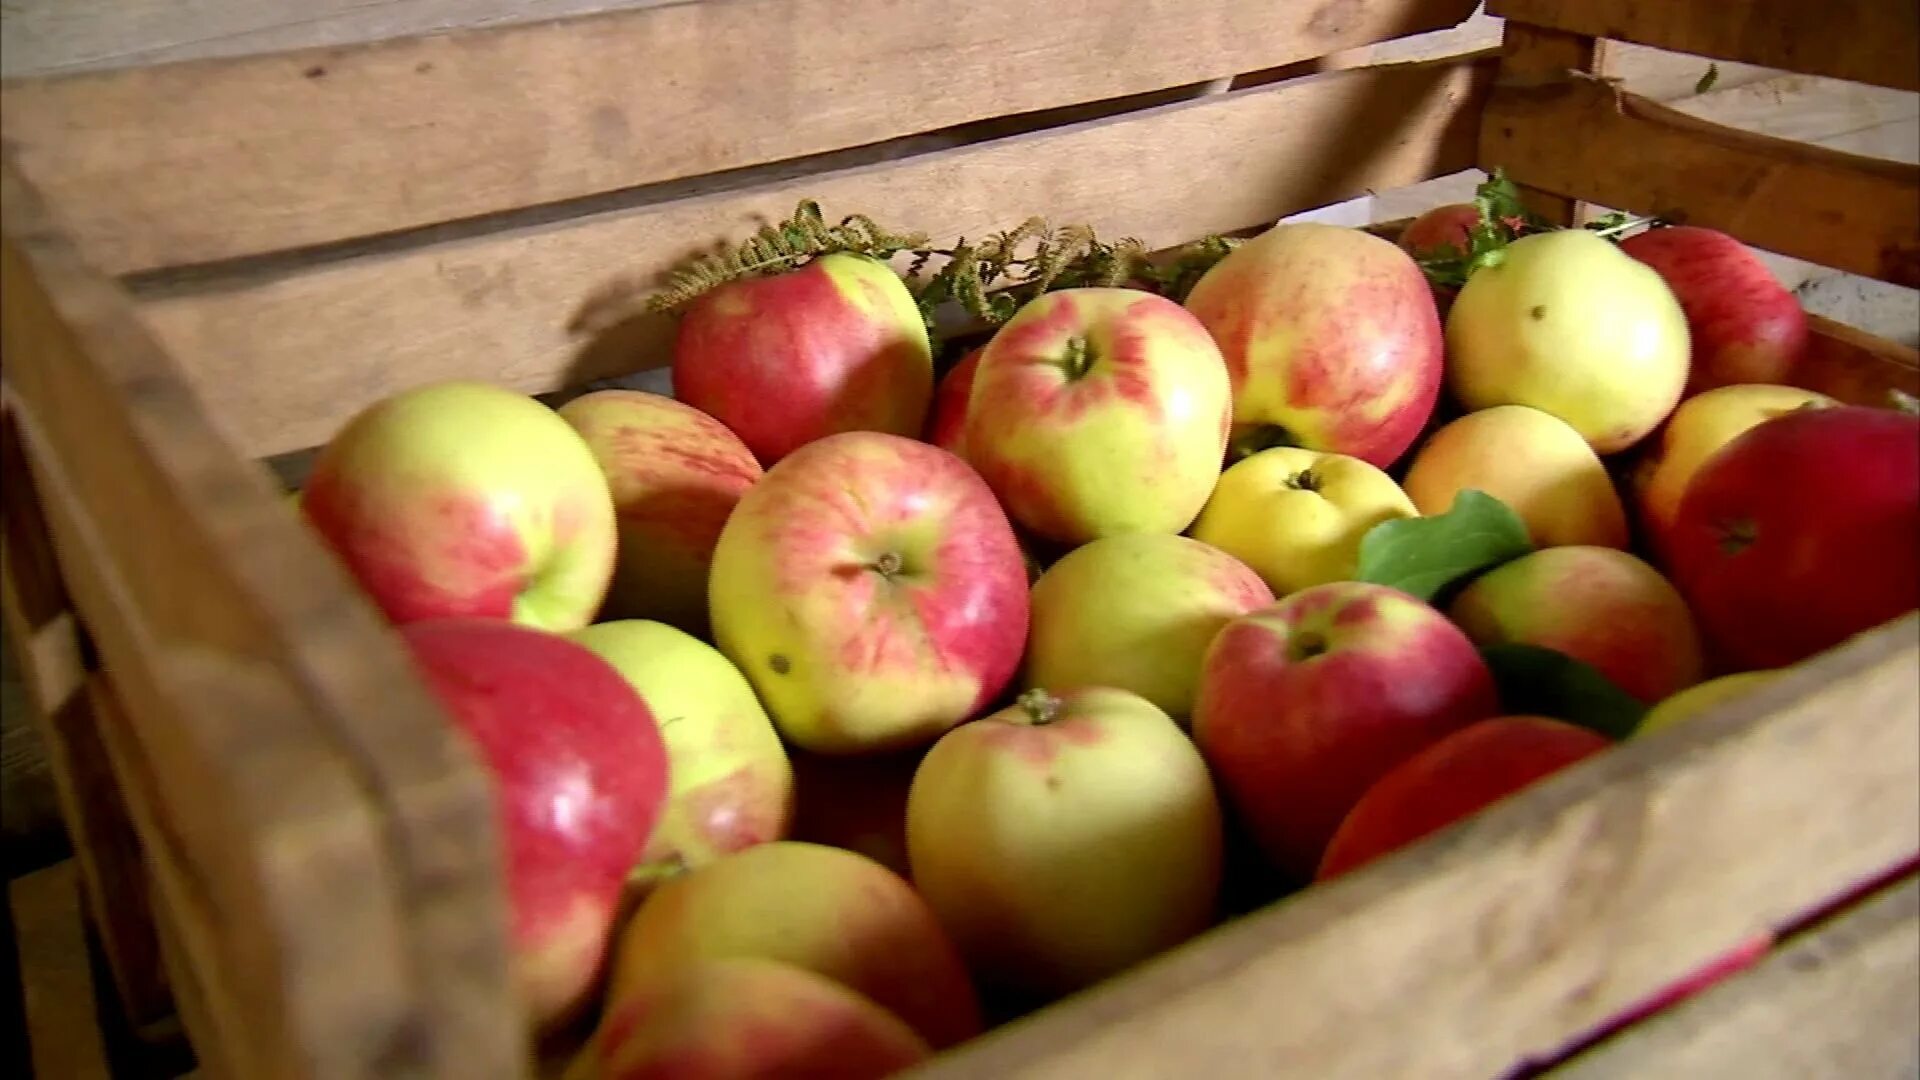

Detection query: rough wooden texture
xmin=0 ymin=0 xmax=1482 ymax=275
xmin=11 ymin=861 xmax=113 ymax=1080
xmin=1796 ymin=313 xmax=1920 ymax=407
xmin=1489 ymin=0 xmax=1920 ymax=94
xmin=1557 ymin=875 xmax=1920 ymax=1078
xmin=1 ymin=160 xmax=526 ymax=1079
xmin=1492 ymin=23 xmax=1609 ymax=225
xmin=909 ymin=614 xmax=1920 ymax=1080
xmin=1483 ymin=73 xmax=1920 ymax=286
xmin=129 ymin=51 xmax=1494 ymax=459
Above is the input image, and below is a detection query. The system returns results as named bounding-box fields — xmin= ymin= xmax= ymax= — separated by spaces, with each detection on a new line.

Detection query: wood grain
xmin=11 ymin=861 xmax=112 ymax=1080
xmin=132 ymin=51 xmax=1494 ymax=458
xmin=2 ymin=160 xmax=525 ymax=1078
xmin=1489 ymin=0 xmax=1920 ymax=94
xmin=1494 ymin=23 xmax=1610 ymax=225
xmin=1796 ymin=313 xmax=1920 ymax=407
xmin=0 ymin=0 xmax=1482 ymax=275
xmin=1482 ymin=74 xmax=1920 ymax=286
xmin=1556 ymin=875 xmax=1920 ymax=1078
xmin=907 ymin=613 xmax=1920 ymax=1080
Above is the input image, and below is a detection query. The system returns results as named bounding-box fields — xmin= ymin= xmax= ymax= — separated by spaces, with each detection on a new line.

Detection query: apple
xmin=1637 ymin=670 xmax=1780 ymax=737
xmin=787 ymin=746 xmax=924 ymax=878
xmin=1401 ymin=404 xmax=1630 ymax=550
xmin=1397 ymin=203 xmax=1483 ymax=259
xmin=1191 ymin=582 xmax=1499 ymax=880
xmin=925 ymin=347 xmax=983 ymax=455
xmin=1316 ymin=716 xmax=1612 ymax=879
xmin=581 ymin=957 xmax=930 ymax=1080
xmin=960 ymin=287 xmax=1232 ymax=544
xmin=1628 ymin=384 xmax=1836 ymax=562
xmin=1184 ymin=221 xmax=1444 ymax=469
xmin=1024 ymin=533 xmax=1274 ymax=720
xmin=1189 ymin=446 xmax=1418 ymax=597
xmin=556 ymin=389 xmax=763 ymax=636
xmin=671 ymin=252 xmax=935 ymax=466
xmin=906 ymin=687 xmax=1224 ymax=1000
xmin=398 ymin=618 xmax=669 ymax=1031
xmin=1666 ymin=404 xmax=1920 ymax=670
xmin=1619 ymin=225 xmax=1811 ymax=393
xmin=1447 ymin=546 xmax=1706 ymax=705
xmin=301 ymin=380 xmax=617 ymax=631
xmin=605 ymin=840 xmax=980 ymax=1049
xmin=1446 ymin=228 xmax=1690 ymax=454
xmin=708 ymin=431 xmax=1030 ymax=754
xmin=567 ymin=619 xmax=793 ymax=872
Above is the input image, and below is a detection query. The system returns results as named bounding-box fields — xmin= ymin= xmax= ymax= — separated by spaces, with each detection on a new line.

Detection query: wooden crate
xmin=1 ymin=0 xmax=1915 ymax=1076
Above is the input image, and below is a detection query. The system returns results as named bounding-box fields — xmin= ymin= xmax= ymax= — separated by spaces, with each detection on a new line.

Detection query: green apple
xmin=1025 ymin=534 xmax=1273 ymax=720
xmin=1637 ymin=670 xmax=1779 ymax=737
xmin=1189 ymin=445 xmax=1417 ymax=597
xmin=568 ymin=620 xmax=794 ymax=872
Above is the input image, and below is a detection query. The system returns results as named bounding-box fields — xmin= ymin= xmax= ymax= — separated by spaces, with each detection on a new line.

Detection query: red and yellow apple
xmin=567 ymin=619 xmax=793 ymax=871
xmin=557 ymin=389 xmax=762 ymax=636
xmin=1191 ymin=582 xmax=1499 ymax=880
xmin=671 ymin=252 xmax=934 ymax=466
xmin=906 ymin=687 xmax=1223 ymax=1000
xmin=925 ymin=347 xmax=983 ymax=456
xmin=1447 ymin=546 xmax=1706 ymax=704
xmin=1619 ymin=225 xmax=1810 ymax=393
xmin=399 ymin=618 xmax=669 ymax=1031
xmin=301 ymin=380 xmax=617 ymax=631
xmin=1189 ymin=446 xmax=1418 ymax=597
xmin=960 ymin=287 xmax=1232 ymax=544
xmin=1184 ymin=221 xmax=1444 ymax=469
xmin=1024 ymin=533 xmax=1273 ymax=720
xmin=1401 ymin=404 xmax=1630 ymax=550
xmin=708 ymin=431 xmax=1030 ymax=754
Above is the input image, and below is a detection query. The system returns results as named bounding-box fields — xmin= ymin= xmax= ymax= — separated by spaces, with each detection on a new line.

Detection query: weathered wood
xmin=1493 ymin=23 xmax=1610 ymax=225
xmin=0 ymin=0 xmax=1482 ymax=275
xmin=1796 ymin=313 xmax=1920 ymax=407
xmin=1556 ymin=875 xmax=1920 ymax=1078
xmin=1 ymin=160 xmax=526 ymax=1079
xmin=11 ymin=861 xmax=112 ymax=1080
xmin=909 ymin=614 xmax=1920 ymax=1080
xmin=1482 ymin=74 xmax=1920 ymax=286
xmin=131 ymin=51 xmax=1495 ymax=458
xmin=1489 ymin=0 xmax=1920 ymax=94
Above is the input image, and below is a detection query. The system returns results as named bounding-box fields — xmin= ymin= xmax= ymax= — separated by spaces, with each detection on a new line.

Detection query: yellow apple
xmin=1401 ymin=404 xmax=1630 ymax=549
xmin=1189 ymin=446 xmax=1417 ymax=597
xmin=1637 ymin=670 xmax=1779 ymax=737
xmin=567 ymin=620 xmax=794 ymax=872
xmin=1025 ymin=534 xmax=1273 ymax=721
xmin=1446 ymin=229 xmax=1690 ymax=454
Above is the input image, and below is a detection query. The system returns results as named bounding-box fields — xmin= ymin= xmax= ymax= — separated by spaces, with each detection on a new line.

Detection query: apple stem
xmin=626 ymin=853 xmax=688 ymax=891
xmin=1285 ymin=469 xmax=1322 ymax=493
xmin=1015 ymin=688 xmax=1063 ymax=726
xmin=871 ymin=551 xmax=905 ymax=578
xmin=1056 ymin=337 xmax=1095 ymax=382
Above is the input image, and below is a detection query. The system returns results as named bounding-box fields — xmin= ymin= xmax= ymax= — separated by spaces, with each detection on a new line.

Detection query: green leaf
xmin=1352 ymin=489 xmax=1534 ymax=603
xmin=1695 ymin=62 xmax=1720 ymax=94
xmin=1479 ymin=643 xmax=1647 ymax=740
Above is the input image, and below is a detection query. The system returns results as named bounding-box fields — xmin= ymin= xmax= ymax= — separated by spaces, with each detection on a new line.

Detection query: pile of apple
xmin=290 ymin=193 xmax=1920 ymax=1077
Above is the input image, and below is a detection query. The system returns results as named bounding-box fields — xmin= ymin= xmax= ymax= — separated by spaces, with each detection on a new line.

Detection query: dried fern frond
xmin=644 ymin=200 xmax=930 ymax=314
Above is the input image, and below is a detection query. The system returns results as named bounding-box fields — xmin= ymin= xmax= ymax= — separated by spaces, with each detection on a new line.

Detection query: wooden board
xmin=0 ymin=0 xmax=1482 ymax=275
xmin=908 ymin=613 xmax=1920 ymax=1080
xmin=11 ymin=861 xmax=112 ymax=1080
xmin=1482 ymin=75 xmax=1920 ymax=286
xmin=1556 ymin=875 xmax=1920 ymax=1078
xmin=1 ymin=161 xmax=525 ymax=1079
xmin=130 ymin=50 xmax=1495 ymax=458
xmin=1796 ymin=313 xmax=1920 ymax=407
xmin=1494 ymin=23 xmax=1610 ymax=225
xmin=1489 ymin=0 xmax=1920 ymax=94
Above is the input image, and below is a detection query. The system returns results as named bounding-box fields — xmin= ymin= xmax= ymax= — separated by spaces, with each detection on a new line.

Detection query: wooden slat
xmin=0 ymin=0 xmax=1482 ymax=275
xmin=908 ymin=613 xmax=1920 ymax=1080
xmin=1 ymin=161 xmax=526 ymax=1078
xmin=1796 ymin=313 xmax=1920 ymax=408
xmin=1557 ymin=875 xmax=1920 ymax=1078
xmin=11 ymin=861 xmax=112 ymax=1080
xmin=1489 ymin=0 xmax=1920 ymax=94
xmin=1493 ymin=23 xmax=1609 ymax=226
xmin=134 ymin=50 xmax=1495 ymax=459
xmin=1481 ymin=74 xmax=1920 ymax=286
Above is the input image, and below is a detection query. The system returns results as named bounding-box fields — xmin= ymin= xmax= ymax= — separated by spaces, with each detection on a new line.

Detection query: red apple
xmin=708 ymin=431 xmax=1030 ymax=753
xmin=1316 ymin=716 xmax=1612 ymax=880
xmin=399 ymin=618 xmax=670 ymax=1031
xmin=1666 ymin=404 xmax=1920 ymax=670
xmin=1184 ymin=221 xmax=1443 ymax=469
xmin=301 ymin=380 xmax=618 ymax=631
xmin=1619 ymin=225 xmax=1810 ymax=393
xmin=1191 ymin=581 xmax=1500 ymax=880
xmin=1397 ymin=203 xmax=1483 ymax=260
xmin=925 ymin=347 xmax=983 ymax=455
xmin=671 ymin=252 xmax=934 ymax=466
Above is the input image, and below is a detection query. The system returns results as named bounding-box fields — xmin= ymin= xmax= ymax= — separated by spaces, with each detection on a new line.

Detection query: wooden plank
xmin=1796 ymin=313 xmax=1920 ymax=408
xmin=909 ymin=613 xmax=1920 ymax=1080
xmin=1494 ymin=23 xmax=1610 ymax=226
xmin=0 ymin=0 xmax=1482 ymax=276
xmin=1 ymin=161 xmax=526 ymax=1078
xmin=1556 ymin=875 xmax=1920 ymax=1078
xmin=1489 ymin=0 xmax=1920 ymax=94
xmin=11 ymin=862 xmax=112 ymax=1080
xmin=1481 ymin=75 xmax=1920 ymax=286
xmin=134 ymin=50 xmax=1495 ymax=458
